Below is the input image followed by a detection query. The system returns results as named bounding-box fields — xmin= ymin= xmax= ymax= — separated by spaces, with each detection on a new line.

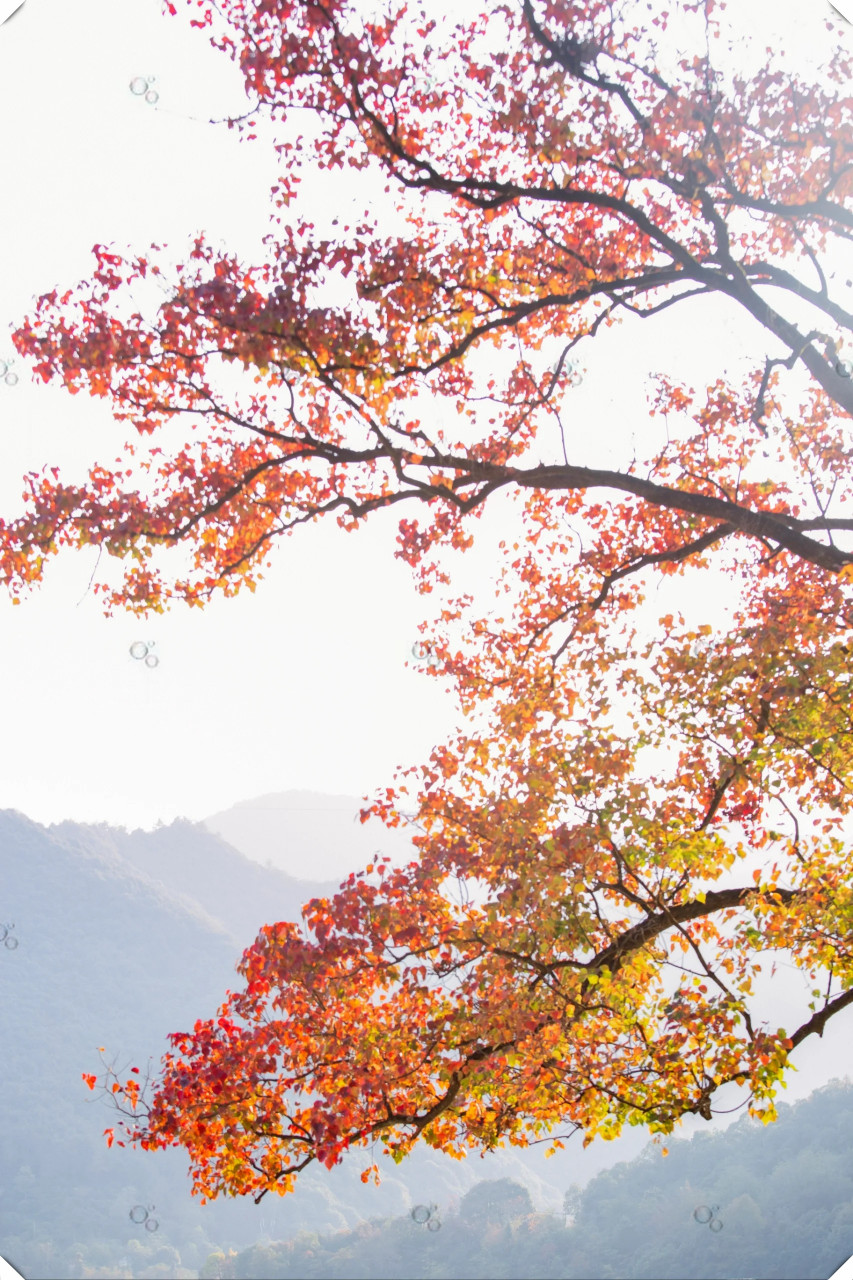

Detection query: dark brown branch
xmin=500 ymin=462 xmax=851 ymax=572
xmin=583 ymin=886 xmax=801 ymax=980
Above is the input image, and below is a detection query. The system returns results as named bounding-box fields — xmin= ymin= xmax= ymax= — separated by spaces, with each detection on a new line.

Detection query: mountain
xmin=213 ymin=1080 xmax=853 ymax=1280
xmin=1 ymin=805 xmax=642 ymax=1280
xmin=0 ymin=808 xmax=269 ymax=1279
xmin=50 ymin=813 xmax=343 ymax=952
xmin=21 ymin=799 xmax=842 ymax=1278
xmin=200 ymin=789 xmax=420 ymax=884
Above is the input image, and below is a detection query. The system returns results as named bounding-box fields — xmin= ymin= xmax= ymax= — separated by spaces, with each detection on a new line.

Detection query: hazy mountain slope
xmin=0 ymin=808 xmax=260 ymax=1278
xmin=0 ymin=808 xmax=577 ymax=1279
xmin=50 ymin=815 xmax=341 ymax=951
xmin=217 ymin=1081 xmax=853 ymax=1280
xmin=201 ymin=789 xmax=419 ymax=884
xmin=555 ymin=1079 xmax=853 ymax=1279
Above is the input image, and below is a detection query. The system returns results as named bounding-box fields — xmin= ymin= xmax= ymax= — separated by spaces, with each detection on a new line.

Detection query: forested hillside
xmin=0 ymin=809 xmax=567 ymax=1279
xmin=206 ymin=1081 xmax=853 ymax=1280
xmin=0 ymin=808 xmax=275 ymax=1278
xmin=5 ymin=805 xmax=849 ymax=1278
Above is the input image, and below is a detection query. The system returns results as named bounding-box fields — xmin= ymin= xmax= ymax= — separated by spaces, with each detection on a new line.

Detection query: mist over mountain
xmin=4 ymin=797 xmax=851 ymax=1277
xmin=51 ymin=812 xmax=343 ymax=953
xmin=215 ymin=1082 xmax=853 ymax=1280
xmin=201 ymin=789 xmax=420 ymax=884
xmin=0 ymin=804 xmax=640 ymax=1279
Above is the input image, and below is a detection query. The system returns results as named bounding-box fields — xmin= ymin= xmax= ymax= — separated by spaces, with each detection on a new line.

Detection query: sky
xmin=0 ymin=0 xmax=847 ymax=834
xmin=0 ymin=0 xmax=467 ymax=830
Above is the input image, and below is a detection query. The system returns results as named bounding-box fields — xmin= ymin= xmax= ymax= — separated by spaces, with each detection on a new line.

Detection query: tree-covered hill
xmin=6 ymin=804 xmax=848 ymax=1278
xmin=49 ymin=812 xmax=343 ymax=951
xmin=205 ymin=1081 xmax=853 ymax=1280
xmin=0 ymin=808 xmax=264 ymax=1279
xmin=0 ymin=809 xmax=567 ymax=1278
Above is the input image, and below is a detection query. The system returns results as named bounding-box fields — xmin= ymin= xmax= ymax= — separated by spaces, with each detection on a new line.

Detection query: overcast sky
xmin=0 ymin=0 xmax=847 ymax=840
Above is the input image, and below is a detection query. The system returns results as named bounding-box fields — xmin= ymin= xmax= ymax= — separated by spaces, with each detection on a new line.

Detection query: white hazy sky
xmin=0 ymin=0 xmax=847 ymax=835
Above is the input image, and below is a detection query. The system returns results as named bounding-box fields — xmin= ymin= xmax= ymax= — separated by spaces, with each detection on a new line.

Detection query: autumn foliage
xmin=15 ymin=0 xmax=853 ymax=1202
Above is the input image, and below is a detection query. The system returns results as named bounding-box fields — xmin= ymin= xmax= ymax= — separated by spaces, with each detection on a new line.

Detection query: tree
xmin=13 ymin=0 xmax=853 ymax=1204
xmin=458 ymin=1179 xmax=534 ymax=1226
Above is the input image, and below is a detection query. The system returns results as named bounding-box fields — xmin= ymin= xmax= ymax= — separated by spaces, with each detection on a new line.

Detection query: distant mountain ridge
xmin=50 ymin=812 xmax=342 ymax=950
xmin=0 ymin=803 xmax=592 ymax=1280
xmin=200 ymin=788 xmax=420 ymax=884
xmin=3 ymin=796 xmax=852 ymax=1279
